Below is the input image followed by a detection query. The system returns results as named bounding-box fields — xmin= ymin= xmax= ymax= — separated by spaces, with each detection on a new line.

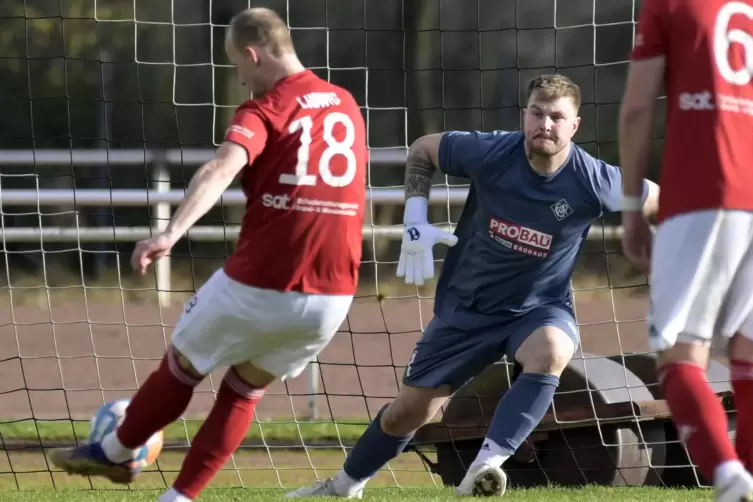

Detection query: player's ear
xmin=244 ymin=46 xmax=261 ymax=66
xmin=572 ymin=115 xmax=581 ymax=134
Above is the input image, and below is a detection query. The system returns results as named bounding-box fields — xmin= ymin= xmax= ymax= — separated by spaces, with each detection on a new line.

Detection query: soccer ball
xmin=88 ymin=399 xmax=164 ymax=468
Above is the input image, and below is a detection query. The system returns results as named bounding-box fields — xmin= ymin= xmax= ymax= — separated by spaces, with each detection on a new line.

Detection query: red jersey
xmin=222 ymin=70 xmax=367 ymax=295
xmin=632 ymin=0 xmax=753 ymax=223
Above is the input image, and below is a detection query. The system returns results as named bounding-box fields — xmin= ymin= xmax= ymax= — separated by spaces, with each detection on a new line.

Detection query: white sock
xmin=468 ymin=439 xmax=510 ymax=472
xmin=714 ymin=460 xmax=746 ymax=486
xmin=157 ymin=488 xmax=192 ymax=502
xmin=100 ymin=430 xmax=140 ymax=464
xmin=332 ymin=469 xmax=369 ymax=496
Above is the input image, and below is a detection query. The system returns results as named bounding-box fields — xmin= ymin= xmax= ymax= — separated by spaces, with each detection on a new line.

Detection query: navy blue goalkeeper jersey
xmin=434 ymin=130 xmax=647 ymax=329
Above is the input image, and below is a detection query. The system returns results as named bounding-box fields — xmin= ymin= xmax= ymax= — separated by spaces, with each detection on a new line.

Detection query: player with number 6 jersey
xmin=49 ymin=8 xmax=367 ymax=502
xmin=619 ymin=1 xmax=753 ymax=500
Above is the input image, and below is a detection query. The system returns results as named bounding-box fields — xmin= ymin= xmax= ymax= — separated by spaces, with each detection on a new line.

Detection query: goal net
xmin=0 ymin=0 xmax=721 ymax=494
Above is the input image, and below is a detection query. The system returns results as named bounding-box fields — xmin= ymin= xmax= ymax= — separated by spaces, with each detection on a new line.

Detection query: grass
xmin=0 ymin=447 xmax=713 ymax=501
xmin=0 ymin=487 xmax=715 ymax=501
xmin=0 ymin=447 xmax=434 ymax=492
xmin=0 ymin=416 xmax=715 ymax=501
xmin=0 ymin=418 xmax=370 ymax=445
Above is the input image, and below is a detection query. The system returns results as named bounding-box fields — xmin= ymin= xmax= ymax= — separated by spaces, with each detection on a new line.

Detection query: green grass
xmin=0 ymin=418 xmax=370 ymax=445
xmin=0 ymin=448 xmax=436 ymax=492
xmin=0 ymin=446 xmax=712 ymax=501
xmin=0 ymin=487 xmax=714 ymax=501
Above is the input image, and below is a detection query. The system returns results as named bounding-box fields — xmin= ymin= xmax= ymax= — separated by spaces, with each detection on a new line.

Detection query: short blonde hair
xmin=526 ymin=74 xmax=581 ymax=109
xmin=229 ymin=8 xmax=294 ymax=56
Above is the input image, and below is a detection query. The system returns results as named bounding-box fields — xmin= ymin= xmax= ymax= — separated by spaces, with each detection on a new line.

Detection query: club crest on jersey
xmin=550 ymin=199 xmax=573 ymax=221
xmin=488 ymin=217 xmax=552 ymax=258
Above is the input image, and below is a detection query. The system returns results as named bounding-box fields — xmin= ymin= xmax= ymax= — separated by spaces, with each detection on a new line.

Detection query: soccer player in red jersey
xmin=619 ymin=0 xmax=753 ymax=499
xmin=49 ymin=8 xmax=367 ymax=502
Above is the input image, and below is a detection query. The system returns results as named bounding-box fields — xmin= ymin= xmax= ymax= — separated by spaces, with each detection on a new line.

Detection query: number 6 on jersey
xmin=281 ymin=112 xmax=358 ymax=188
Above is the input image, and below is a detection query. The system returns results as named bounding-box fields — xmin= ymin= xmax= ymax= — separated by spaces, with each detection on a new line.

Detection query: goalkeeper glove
xmin=396 ymin=197 xmax=458 ymax=286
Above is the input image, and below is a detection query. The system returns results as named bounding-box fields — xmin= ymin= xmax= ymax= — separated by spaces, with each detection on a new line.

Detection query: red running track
xmin=0 ymin=293 xmax=650 ymax=423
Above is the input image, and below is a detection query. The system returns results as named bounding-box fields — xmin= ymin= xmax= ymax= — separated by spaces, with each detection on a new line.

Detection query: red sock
xmin=172 ymin=367 xmax=264 ymax=499
xmin=731 ymin=359 xmax=753 ymax=471
xmin=660 ymin=362 xmax=737 ymax=482
xmin=117 ymin=346 xmax=202 ymax=448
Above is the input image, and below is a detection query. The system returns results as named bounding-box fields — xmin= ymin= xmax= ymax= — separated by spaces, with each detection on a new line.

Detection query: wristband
xmin=404 ymin=196 xmax=429 ymax=224
xmin=621 ymin=195 xmax=643 ymax=212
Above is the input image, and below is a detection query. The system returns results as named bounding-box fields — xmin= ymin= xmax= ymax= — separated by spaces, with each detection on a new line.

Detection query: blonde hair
xmin=526 ymin=74 xmax=581 ymax=109
xmin=229 ymin=8 xmax=294 ymax=56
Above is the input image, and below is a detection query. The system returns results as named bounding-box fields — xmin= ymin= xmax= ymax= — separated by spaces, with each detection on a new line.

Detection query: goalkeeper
xmin=287 ymin=74 xmax=660 ymax=498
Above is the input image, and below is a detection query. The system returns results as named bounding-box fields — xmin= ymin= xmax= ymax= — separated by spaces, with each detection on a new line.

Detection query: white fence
xmin=0 ymin=146 xmax=626 ymax=286
xmin=0 ymin=148 xmax=626 ymax=419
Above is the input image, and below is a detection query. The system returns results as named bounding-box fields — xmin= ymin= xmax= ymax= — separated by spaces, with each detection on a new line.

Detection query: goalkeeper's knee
xmin=380 ymin=384 xmax=451 ymax=436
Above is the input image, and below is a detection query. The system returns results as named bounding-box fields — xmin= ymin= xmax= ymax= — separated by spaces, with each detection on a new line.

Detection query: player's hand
xmin=621 ymin=212 xmax=653 ymax=274
xmin=396 ymin=223 xmax=458 ymax=286
xmin=131 ymin=233 xmax=177 ymax=275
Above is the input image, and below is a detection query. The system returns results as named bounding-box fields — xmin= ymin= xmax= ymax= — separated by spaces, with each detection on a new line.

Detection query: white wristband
xmin=404 ymin=196 xmax=429 ymax=224
xmin=622 ymin=195 xmax=644 ymax=212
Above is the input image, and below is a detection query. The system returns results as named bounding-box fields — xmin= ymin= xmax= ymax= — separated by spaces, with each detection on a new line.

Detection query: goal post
xmin=0 ymin=0 xmax=718 ymax=495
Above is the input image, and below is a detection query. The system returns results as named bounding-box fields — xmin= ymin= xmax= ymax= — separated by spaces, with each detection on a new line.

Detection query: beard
xmin=526 ymin=136 xmax=565 ymax=158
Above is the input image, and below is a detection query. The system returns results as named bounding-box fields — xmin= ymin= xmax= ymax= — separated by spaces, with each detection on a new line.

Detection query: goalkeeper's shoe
xmin=285 ymin=478 xmax=363 ymax=499
xmin=715 ymin=470 xmax=753 ymax=502
xmin=455 ymin=463 xmax=507 ymax=497
xmin=49 ymin=443 xmax=141 ymax=484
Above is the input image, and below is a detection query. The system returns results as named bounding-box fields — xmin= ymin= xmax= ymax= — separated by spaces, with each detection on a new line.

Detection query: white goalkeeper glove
xmin=396 ymin=197 xmax=459 ymax=286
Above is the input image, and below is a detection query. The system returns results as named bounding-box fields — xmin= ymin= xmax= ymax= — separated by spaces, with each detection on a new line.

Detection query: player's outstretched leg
xmin=49 ymin=345 xmax=202 ymax=484
xmin=457 ymin=325 xmax=572 ymax=497
xmin=158 ymin=364 xmax=267 ymax=502
xmin=286 ymin=385 xmax=448 ymax=498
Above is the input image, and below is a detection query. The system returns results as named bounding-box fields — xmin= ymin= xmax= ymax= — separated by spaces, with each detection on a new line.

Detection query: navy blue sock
xmin=343 ymin=405 xmax=414 ymax=481
xmin=485 ymin=372 xmax=559 ymax=457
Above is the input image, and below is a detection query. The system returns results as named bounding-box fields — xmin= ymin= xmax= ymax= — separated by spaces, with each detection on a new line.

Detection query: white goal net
xmin=0 ymin=0 xmax=719 ymax=494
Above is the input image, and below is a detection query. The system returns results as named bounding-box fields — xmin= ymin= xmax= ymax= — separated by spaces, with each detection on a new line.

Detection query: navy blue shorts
xmin=402 ymin=306 xmax=579 ymax=391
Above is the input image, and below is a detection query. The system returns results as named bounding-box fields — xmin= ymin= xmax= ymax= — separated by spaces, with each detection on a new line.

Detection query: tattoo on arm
xmin=405 ymin=149 xmax=435 ymax=199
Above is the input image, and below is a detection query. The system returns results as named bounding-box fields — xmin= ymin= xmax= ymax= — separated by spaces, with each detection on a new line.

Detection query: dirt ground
xmin=0 ymin=287 xmax=652 ymax=424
